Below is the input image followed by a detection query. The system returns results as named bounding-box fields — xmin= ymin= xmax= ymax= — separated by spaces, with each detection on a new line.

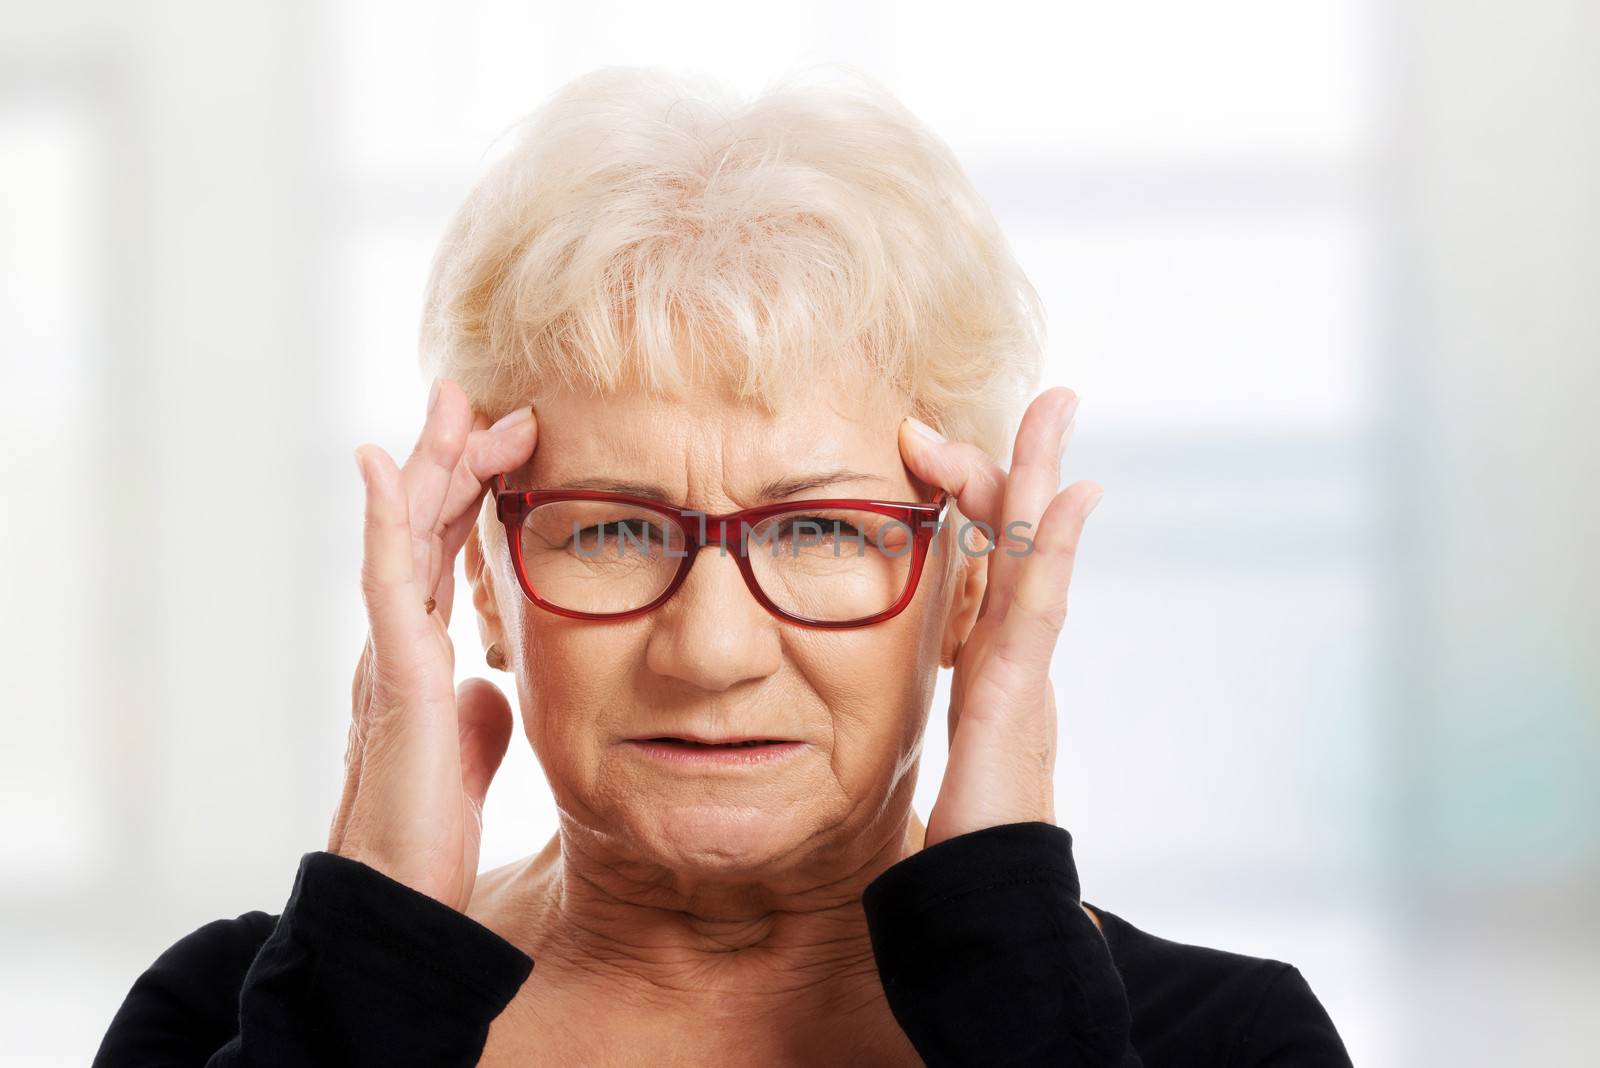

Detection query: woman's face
xmin=479 ymin=366 xmax=968 ymax=880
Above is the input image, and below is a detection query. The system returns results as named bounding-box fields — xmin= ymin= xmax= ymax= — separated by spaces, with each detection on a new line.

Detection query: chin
xmin=636 ymin=802 xmax=804 ymax=875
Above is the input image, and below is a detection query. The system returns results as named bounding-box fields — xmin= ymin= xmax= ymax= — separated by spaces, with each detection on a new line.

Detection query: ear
xmin=939 ymin=519 xmax=987 ymax=669
xmin=464 ymin=514 xmax=506 ymax=665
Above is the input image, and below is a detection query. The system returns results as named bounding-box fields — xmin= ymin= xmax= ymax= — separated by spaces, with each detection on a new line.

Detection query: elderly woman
xmin=96 ymin=68 xmax=1351 ymax=1066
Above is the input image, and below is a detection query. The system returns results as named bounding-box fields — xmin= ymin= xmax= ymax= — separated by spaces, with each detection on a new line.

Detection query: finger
xmin=463 ymin=403 xmax=538 ymax=485
xmin=401 ymin=378 xmax=474 ymax=596
xmin=339 ymin=447 xmax=420 ymax=858
xmin=983 ymin=388 xmax=1079 ymax=621
xmin=419 ymin=410 xmax=489 ymax=633
xmin=898 ymin=417 xmax=1009 ymax=531
xmin=357 ymin=444 xmax=431 ymax=658
xmin=431 ymin=507 xmax=484 ymax=633
xmin=432 ymin=563 xmax=459 ymax=628
xmin=986 ymin=482 xmax=1103 ymax=687
xmin=436 ymin=404 xmax=538 ymax=565
xmin=457 ymin=677 xmax=514 ymax=814
xmin=420 ymin=403 xmax=539 ymax=621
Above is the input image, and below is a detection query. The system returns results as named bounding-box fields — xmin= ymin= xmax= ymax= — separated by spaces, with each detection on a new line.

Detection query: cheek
xmin=801 ymin=596 xmax=946 ymax=784
xmin=513 ymin=615 xmax=640 ymax=776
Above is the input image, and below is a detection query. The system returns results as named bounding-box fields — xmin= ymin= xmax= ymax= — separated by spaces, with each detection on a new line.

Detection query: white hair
xmin=419 ymin=64 xmax=1044 ymax=463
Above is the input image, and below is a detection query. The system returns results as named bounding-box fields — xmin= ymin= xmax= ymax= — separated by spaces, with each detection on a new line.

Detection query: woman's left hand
xmin=898 ymin=388 xmax=1103 ymax=849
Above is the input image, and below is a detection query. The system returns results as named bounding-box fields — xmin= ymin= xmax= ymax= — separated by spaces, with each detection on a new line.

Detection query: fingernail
xmin=352 ymin=447 xmax=368 ymax=485
xmin=1083 ymin=489 xmax=1104 ymax=519
xmin=904 ymin=415 xmax=946 ymax=443
xmin=491 ymin=404 xmax=534 ymax=432
xmin=426 ymin=377 xmax=442 ymax=414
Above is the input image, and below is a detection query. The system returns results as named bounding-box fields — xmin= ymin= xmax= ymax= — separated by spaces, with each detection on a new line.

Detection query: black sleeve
xmin=1233 ymin=965 xmax=1353 ymax=1066
xmin=93 ymin=851 xmax=535 ymax=1067
xmin=862 ymin=821 xmax=1142 ymax=1067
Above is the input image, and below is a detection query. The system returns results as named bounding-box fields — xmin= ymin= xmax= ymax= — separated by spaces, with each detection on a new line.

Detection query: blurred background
xmin=2 ymin=0 xmax=1596 ymax=1063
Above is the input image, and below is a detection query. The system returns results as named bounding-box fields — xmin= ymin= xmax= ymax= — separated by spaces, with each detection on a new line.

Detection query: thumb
xmin=456 ymin=676 xmax=514 ymax=811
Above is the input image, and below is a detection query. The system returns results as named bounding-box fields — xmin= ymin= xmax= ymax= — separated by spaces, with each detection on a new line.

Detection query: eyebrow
xmin=542 ymin=468 xmax=896 ymax=503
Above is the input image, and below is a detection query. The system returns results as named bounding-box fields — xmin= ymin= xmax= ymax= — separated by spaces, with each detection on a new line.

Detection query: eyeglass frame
xmin=490 ymin=474 xmax=953 ymax=630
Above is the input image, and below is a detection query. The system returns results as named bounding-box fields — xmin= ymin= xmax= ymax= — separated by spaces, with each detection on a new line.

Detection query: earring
xmin=486 ymin=642 xmax=508 ymax=671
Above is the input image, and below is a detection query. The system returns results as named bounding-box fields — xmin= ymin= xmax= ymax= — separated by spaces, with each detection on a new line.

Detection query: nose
xmin=643 ymin=544 xmax=783 ymax=691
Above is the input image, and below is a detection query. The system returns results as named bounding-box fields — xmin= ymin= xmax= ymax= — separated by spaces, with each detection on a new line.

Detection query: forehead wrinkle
xmin=513 ymin=406 xmax=669 ymax=488
xmin=513 ymin=468 xmax=898 ymax=508
xmin=755 ymin=469 xmax=895 ymax=500
xmin=513 ymin=372 xmax=915 ymax=504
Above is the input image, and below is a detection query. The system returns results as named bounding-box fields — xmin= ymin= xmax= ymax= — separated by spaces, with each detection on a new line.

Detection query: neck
xmin=503 ymin=809 xmax=928 ymax=1021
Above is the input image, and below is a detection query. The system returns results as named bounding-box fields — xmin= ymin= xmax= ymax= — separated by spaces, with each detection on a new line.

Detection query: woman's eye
xmin=780 ymin=516 xmax=864 ymax=539
xmin=582 ymin=519 xmax=635 ymax=538
xmin=575 ymin=518 xmax=665 ymax=547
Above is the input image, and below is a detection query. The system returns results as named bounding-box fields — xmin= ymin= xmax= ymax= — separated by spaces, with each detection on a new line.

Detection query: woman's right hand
xmin=327 ymin=377 xmax=538 ymax=913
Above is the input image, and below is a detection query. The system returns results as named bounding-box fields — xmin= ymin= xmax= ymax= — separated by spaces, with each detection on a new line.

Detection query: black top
xmin=94 ymin=821 xmax=1351 ymax=1066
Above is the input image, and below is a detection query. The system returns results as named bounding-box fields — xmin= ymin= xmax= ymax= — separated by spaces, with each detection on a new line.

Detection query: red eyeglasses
xmin=491 ymin=474 xmax=951 ymax=629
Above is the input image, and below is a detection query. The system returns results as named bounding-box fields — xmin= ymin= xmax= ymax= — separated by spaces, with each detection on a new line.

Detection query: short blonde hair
xmin=419 ymin=64 xmax=1044 ymax=463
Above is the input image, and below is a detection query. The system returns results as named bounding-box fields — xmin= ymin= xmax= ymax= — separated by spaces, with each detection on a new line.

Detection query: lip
xmin=630 ymin=732 xmax=800 ymax=745
xmin=623 ymin=736 xmax=808 ymax=766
